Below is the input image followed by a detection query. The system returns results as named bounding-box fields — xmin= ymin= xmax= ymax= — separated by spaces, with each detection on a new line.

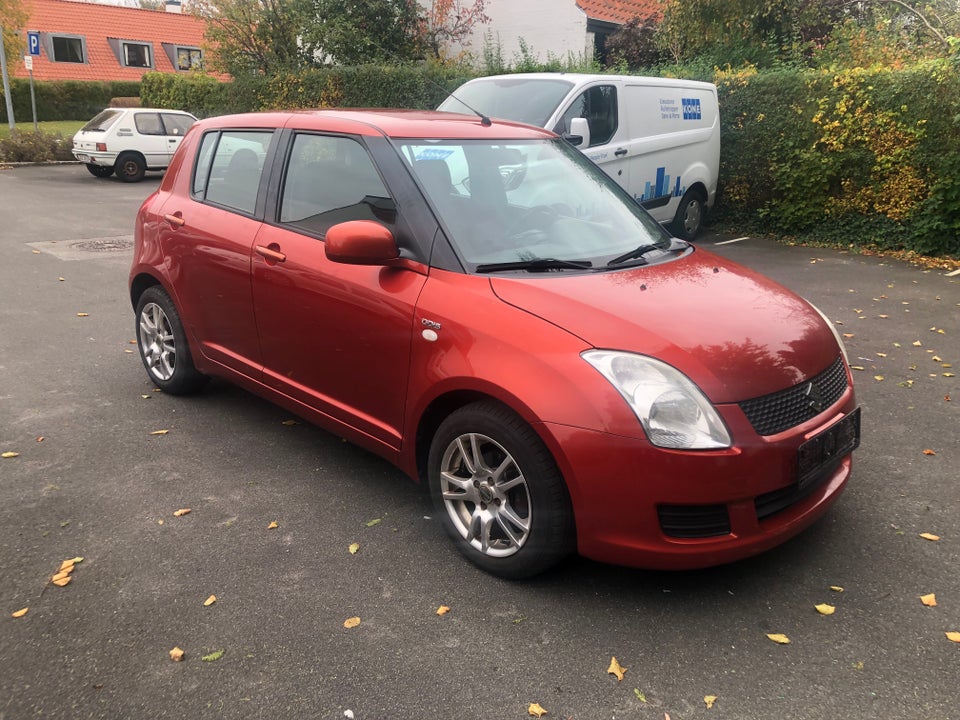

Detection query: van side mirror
xmin=325 ymin=220 xmax=399 ymax=265
xmin=565 ymin=117 xmax=591 ymax=148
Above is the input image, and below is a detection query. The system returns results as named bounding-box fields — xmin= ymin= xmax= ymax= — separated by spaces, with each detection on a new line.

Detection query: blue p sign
xmin=28 ymin=32 xmax=41 ymax=56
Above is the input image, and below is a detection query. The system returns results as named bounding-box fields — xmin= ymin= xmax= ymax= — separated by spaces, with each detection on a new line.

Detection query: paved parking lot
xmin=1 ymin=165 xmax=958 ymax=720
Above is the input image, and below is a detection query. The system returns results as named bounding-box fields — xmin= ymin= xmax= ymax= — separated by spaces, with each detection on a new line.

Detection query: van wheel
xmin=116 ymin=153 xmax=146 ymax=183
xmin=85 ymin=164 xmax=114 ymax=178
xmin=671 ymin=190 xmax=705 ymax=240
xmin=428 ymin=401 xmax=574 ymax=579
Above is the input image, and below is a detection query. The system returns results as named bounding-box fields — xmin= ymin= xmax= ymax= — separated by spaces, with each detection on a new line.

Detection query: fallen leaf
xmin=945 ymin=373 xmax=956 ymax=377
xmin=58 ymin=277 xmax=65 ymax=281
xmin=1 ymin=452 xmax=19 ymax=459
xmin=267 ymin=521 xmax=278 ymax=529
xmin=849 ymin=365 xmax=865 ymax=371
xmin=913 ymin=341 xmax=923 ymax=347
xmin=946 ymin=632 xmax=960 ymax=643
xmin=281 ymin=419 xmax=298 ymax=426
xmin=11 ymin=608 xmax=29 ymax=618
xmin=633 ymin=688 xmax=647 ymax=702
xmin=203 ymin=595 xmax=217 ymax=607
xmin=830 ymin=585 xmax=845 ymax=592
xmin=607 ymin=656 xmax=626 ymax=681
xmin=874 ymin=375 xmax=884 ymax=382
xmin=348 ymin=542 xmax=360 ymax=554
xmin=436 ymin=605 xmax=450 ymax=616
xmin=343 ymin=616 xmax=361 ymax=629
xmin=201 ymin=650 xmax=224 ymax=662
xmin=169 ymin=647 xmax=185 ymax=662
xmin=70 ymin=557 xmax=83 ymax=564
xmin=878 ymin=314 xmax=889 ymax=318
xmin=767 ymin=633 xmax=790 ymax=645
xmin=815 ymin=604 xmax=836 ymax=615
xmin=527 ymin=703 xmax=548 ymax=718
xmin=150 ymin=429 xmax=169 ymax=435
xmin=843 ymin=333 xmax=855 ymax=338
xmin=922 ymin=449 xmax=937 ymax=456
xmin=704 ymin=695 xmax=718 ymax=709
xmin=51 ymin=571 xmax=71 ymax=582
xmin=921 ymin=593 xmax=937 ymax=607
xmin=932 ymin=355 xmax=943 ymax=362
xmin=59 ymin=559 xmax=76 ymax=572
xmin=36 ymin=437 xmax=44 ymax=442
xmin=76 ymin=312 xmax=89 ymax=317
xmin=365 ymin=518 xmax=382 ymax=527
xmin=919 ymin=533 xmax=940 ymax=541
xmin=140 ymin=394 xmax=152 ymax=399
xmin=173 ymin=508 xmax=191 ymax=516
xmin=52 ymin=576 xmax=71 ymax=587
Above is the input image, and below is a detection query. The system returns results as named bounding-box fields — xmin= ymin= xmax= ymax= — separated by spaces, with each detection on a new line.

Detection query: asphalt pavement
xmin=1 ymin=165 xmax=958 ymax=720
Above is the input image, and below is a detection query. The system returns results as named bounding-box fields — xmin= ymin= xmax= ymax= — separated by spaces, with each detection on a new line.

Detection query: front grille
xmin=658 ymin=504 xmax=731 ymax=538
xmin=739 ymin=357 xmax=848 ymax=436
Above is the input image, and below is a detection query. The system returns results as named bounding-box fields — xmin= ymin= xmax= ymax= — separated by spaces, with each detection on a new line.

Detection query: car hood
xmin=490 ymin=250 xmax=840 ymax=404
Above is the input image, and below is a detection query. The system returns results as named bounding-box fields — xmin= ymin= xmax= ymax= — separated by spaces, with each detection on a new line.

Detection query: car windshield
xmin=397 ymin=138 xmax=673 ymax=270
xmin=80 ymin=109 xmax=123 ymax=132
xmin=438 ymin=78 xmax=574 ymax=127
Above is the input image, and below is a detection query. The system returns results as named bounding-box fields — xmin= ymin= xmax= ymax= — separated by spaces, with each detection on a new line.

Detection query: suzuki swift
xmin=129 ymin=109 xmax=860 ymax=578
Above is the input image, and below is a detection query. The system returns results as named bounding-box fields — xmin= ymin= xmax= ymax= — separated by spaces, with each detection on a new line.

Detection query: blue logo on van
xmin=637 ymin=167 xmax=684 ymax=204
xmin=682 ymin=98 xmax=702 ymax=120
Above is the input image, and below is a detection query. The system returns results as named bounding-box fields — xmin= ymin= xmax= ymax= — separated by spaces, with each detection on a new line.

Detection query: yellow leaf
xmin=169 ymin=646 xmax=185 ymax=662
xmin=70 ymin=557 xmax=83 ymax=564
xmin=767 ymin=633 xmax=790 ymax=645
xmin=815 ymin=604 xmax=836 ymax=615
xmin=919 ymin=533 xmax=940 ymax=541
xmin=921 ymin=593 xmax=937 ymax=607
xmin=874 ymin=375 xmax=884 ymax=382
xmin=343 ymin=616 xmax=361 ymax=629
xmin=607 ymin=656 xmax=626 ymax=681
xmin=1 ymin=452 xmax=19 ymax=459
xmin=436 ymin=605 xmax=450 ymax=616
xmin=843 ymin=333 xmax=855 ymax=338
xmin=922 ymin=449 xmax=937 ymax=456
xmin=527 ymin=703 xmax=548 ymax=718
xmin=51 ymin=571 xmax=71 ymax=582
xmin=58 ymin=277 xmax=65 ymax=281
xmin=913 ymin=341 xmax=923 ymax=347
xmin=932 ymin=355 xmax=943 ymax=362
xmin=849 ymin=365 xmax=865 ymax=371
xmin=267 ymin=521 xmax=278 ymax=529
xmin=704 ymin=695 xmax=718 ymax=709
xmin=76 ymin=312 xmax=89 ymax=317
xmin=11 ymin=607 xmax=29 ymax=618
xmin=348 ymin=542 xmax=360 ymax=554
xmin=830 ymin=586 xmax=844 ymax=592
xmin=203 ymin=595 xmax=217 ymax=607
xmin=150 ymin=429 xmax=169 ymax=435
xmin=946 ymin=632 xmax=960 ymax=643
xmin=173 ymin=508 xmax=191 ymax=517
xmin=52 ymin=576 xmax=71 ymax=587
xmin=59 ymin=559 xmax=76 ymax=572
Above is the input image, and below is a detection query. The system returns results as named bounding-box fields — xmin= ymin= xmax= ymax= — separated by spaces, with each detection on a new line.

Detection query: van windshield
xmin=80 ymin=109 xmax=123 ymax=132
xmin=438 ymin=78 xmax=574 ymax=127
xmin=398 ymin=138 xmax=674 ymax=271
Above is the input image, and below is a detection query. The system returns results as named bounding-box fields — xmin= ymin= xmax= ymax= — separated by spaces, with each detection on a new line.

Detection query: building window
xmin=50 ymin=35 xmax=85 ymax=63
xmin=177 ymin=47 xmax=203 ymax=71
xmin=123 ymin=42 xmax=152 ymax=68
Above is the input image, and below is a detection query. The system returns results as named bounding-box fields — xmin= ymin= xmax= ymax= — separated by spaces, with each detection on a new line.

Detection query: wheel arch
xmin=129 ymin=272 xmax=163 ymax=310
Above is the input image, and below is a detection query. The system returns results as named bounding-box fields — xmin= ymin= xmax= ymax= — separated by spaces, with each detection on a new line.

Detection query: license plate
xmin=75 ymin=154 xmax=90 ymax=163
xmin=797 ymin=407 xmax=861 ymax=489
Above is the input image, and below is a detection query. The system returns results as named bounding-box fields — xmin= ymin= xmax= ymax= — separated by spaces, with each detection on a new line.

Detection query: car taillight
xmin=96 ymin=143 xmax=107 ymax=152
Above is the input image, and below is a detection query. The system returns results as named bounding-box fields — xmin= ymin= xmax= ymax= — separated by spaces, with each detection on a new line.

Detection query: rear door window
xmin=192 ymin=131 xmax=273 ymax=216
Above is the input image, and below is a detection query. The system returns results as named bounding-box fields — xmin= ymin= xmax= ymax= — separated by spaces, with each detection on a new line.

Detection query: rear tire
xmin=135 ymin=286 xmax=208 ymax=395
xmin=85 ymin=163 xmax=114 ymax=178
xmin=671 ymin=189 xmax=706 ymax=241
xmin=428 ymin=401 xmax=575 ymax=579
xmin=116 ymin=152 xmax=146 ymax=183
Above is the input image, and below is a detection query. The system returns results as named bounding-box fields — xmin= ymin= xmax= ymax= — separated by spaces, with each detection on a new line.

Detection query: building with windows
xmin=10 ymin=0 xmax=219 ymax=82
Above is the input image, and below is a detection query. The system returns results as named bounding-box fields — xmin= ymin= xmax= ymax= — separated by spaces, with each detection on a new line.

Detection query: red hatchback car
xmin=130 ymin=110 xmax=860 ymax=578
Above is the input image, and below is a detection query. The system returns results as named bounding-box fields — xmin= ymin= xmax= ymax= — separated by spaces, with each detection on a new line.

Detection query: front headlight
xmin=582 ymin=351 xmax=731 ymax=450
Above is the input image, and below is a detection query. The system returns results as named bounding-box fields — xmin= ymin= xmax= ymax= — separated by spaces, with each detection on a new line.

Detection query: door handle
xmin=614 ymin=148 xmax=628 ymax=157
xmin=163 ymin=213 xmax=185 ymax=227
xmin=255 ymin=244 xmax=286 ymax=263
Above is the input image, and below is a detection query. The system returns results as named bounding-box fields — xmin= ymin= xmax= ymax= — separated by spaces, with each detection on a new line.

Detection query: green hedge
xmin=0 ymin=80 xmax=141 ymax=123
xmin=715 ymin=60 xmax=960 ymax=257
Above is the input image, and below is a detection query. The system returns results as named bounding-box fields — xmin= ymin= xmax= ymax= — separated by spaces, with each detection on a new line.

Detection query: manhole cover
xmin=73 ymin=237 xmax=134 ymax=252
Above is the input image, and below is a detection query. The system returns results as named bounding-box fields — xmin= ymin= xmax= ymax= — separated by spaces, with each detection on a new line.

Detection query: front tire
xmin=85 ymin=163 xmax=114 ymax=178
xmin=116 ymin=152 xmax=146 ymax=183
xmin=428 ymin=401 xmax=574 ymax=579
xmin=671 ymin=189 xmax=706 ymax=240
xmin=135 ymin=286 xmax=207 ymax=395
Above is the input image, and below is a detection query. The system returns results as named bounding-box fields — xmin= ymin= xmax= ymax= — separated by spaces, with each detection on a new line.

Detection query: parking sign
xmin=28 ymin=32 xmax=41 ymax=56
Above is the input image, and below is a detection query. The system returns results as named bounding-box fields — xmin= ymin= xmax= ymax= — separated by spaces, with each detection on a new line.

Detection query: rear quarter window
xmin=80 ymin=109 xmax=122 ymax=132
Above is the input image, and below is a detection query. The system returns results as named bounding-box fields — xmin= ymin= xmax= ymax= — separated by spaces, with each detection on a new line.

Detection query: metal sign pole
xmin=0 ymin=28 xmax=17 ymax=130
xmin=29 ymin=66 xmax=37 ymax=131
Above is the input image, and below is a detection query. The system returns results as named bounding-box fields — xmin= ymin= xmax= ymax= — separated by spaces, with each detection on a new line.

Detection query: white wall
xmin=441 ymin=0 xmax=590 ymax=67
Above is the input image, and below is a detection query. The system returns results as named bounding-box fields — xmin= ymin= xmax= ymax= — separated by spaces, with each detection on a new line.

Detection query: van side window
xmin=554 ymin=85 xmax=618 ymax=147
xmin=279 ymin=134 xmax=396 ymax=237
xmin=194 ymin=131 xmax=272 ymax=215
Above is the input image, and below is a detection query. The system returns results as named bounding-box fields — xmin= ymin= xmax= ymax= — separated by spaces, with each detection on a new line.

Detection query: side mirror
xmin=565 ymin=117 xmax=590 ymax=148
xmin=325 ymin=220 xmax=399 ymax=265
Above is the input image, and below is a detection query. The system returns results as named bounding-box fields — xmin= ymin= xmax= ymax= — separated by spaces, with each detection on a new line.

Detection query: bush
xmin=0 ymin=80 xmax=141 ymax=123
xmin=0 ymin=130 xmax=74 ymax=163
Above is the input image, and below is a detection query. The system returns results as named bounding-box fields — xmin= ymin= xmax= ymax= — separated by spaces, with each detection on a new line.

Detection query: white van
xmin=438 ymin=73 xmax=720 ymax=239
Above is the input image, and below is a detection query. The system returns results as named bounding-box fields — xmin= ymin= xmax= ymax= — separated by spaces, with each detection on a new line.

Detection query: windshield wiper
xmin=606 ymin=243 xmax=667 ymax=266
xmin=475 ymin=257 xmax=593 ymax=273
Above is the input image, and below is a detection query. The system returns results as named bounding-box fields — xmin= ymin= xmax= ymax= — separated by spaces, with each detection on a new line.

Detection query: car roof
xmin=192 ymin=109 xmax=556 ymax=140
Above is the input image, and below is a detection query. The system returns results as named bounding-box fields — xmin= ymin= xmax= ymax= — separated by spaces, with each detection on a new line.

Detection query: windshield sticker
xmin=415 ymin=148 xmax=455 ymax=161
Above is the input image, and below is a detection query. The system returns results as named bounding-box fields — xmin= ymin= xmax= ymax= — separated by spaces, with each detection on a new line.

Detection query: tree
xmin=1 ymin=0 xmax=30 ymax=72
xmin=196 ymin=0 xmax=313 ymax=76
xmin=416 ymin=0 xmax=490 ymax=60
xmin=303 ymin=0 xmax=422 ymax=65
xmin=604 ymin=12 xmax=661 ymax=69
